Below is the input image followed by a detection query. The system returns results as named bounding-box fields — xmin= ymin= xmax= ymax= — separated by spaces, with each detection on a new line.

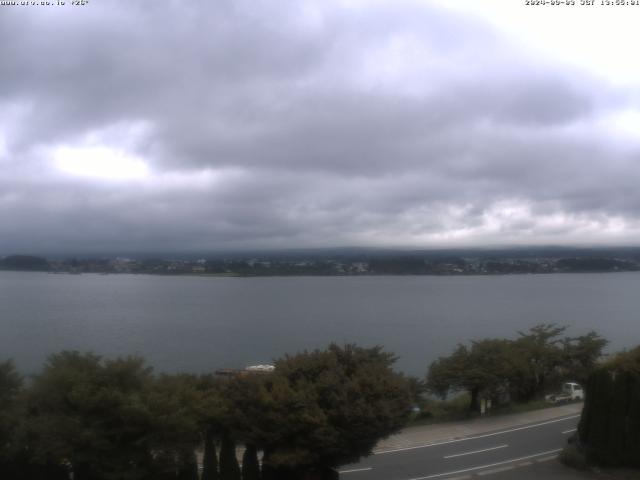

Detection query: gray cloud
xmin=1 ymin=0 xmax=640 ymax=254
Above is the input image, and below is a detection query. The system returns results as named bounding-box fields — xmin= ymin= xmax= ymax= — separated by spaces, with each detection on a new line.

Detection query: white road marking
xmin=375 ymin=415 xmax=580 ymax=455
xmin=339 ymin=467 xmax=372 ymax=474
xmin=535 ymin=455 xmax=558 ymax=463
xmin=444 ymin=444 xmax=508 ymax=459
xmin=406 ymin=448 xmax=562 ymax=480
xmin=562 ymin=428 xmax=577 ymax=434
xmin=477 ymin=465 xmax=514 ymax=475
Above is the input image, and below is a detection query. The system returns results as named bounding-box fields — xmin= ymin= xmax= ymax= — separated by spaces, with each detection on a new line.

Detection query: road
xmin=339 ymin=414 xmax=580 ymax=480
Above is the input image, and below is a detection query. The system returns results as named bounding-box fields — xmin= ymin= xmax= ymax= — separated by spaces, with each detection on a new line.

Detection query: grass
xmin=489 ymin=398 xmax=551 ymax=415
xmin=408 ymin=394 xmax=579 ymax=427
xmin=408 ymin=393 xmax=472 ymax=426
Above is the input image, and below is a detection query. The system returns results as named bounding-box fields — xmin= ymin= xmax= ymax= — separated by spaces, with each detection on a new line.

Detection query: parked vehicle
xmin=545 ymin=382 xmax=584 ymax=404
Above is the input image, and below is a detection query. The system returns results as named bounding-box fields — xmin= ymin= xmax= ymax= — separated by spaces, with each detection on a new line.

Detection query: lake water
xmin=1 ymin=271 xmax=639 ymax=376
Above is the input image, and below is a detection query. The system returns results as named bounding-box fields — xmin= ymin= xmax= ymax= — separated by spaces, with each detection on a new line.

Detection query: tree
xmin=427 ymin=324 xmax=606 ymax=408
xmin=0 ymin=360 xmax=22 ymax=451
xmin=145 ymin=374 xmax=205 ymax=479
xmin=405 ymin=376 xmax=426 ymax=407
xmin=193 ymin=374 xmax=225 ymax=480
xmin=509 ymin=324 xmax=568 ymax=401
xmin=226 ymin=344 xmax=411 ymax=477
xmin=23 ymin=353 xmax=219 ymax=479
xmin=578 ymin=346 xmax=640 ymax=467
xmin=561 ymin=331 xmax=608 ymax=385
xmin=25 ymin=352 xmax=157 ymax=480
xmin=0 ymin=345 xmax=413 ymax=480
xmin=201 ymin=428 xmax=219 ymax=480
xmin=426 ymin=339 xmax=515 ymax=412
xmin=0 ymin=360 xmax=26 ymax=479
xmin=0 ymin=358 xmax=69 ymax=480
xmin=241 ymin=444 xmax=260 ymax=480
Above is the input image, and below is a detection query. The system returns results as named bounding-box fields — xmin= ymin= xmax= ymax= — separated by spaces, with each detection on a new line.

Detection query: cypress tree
xmin=596 ymin=371 xmax=610 ymax=461
xmin=627 ymin=371 xmax=640 ymax=466
xmin=202 ymin=429 xmax=219 ymax=480
xmin=577 ymin=374 xmax=591 ymax=441
xmin=219 ymin=434 xmax=241 ymax=480
xmin=608 ymin=371 xmax=630 ymax=465
xmin=579 ymin=347 xmax=640 ymax=468
xmin=241 ymin=444 xmax=260 ymax=480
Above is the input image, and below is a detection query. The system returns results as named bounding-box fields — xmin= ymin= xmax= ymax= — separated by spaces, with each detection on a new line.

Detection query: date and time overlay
xmin=526 ymin=0 xmax=640 ymax=5
xmin=2 ymin=0 xmax=640 ymax=7
xmin=0 ymin=1 xmax=89 ymax=6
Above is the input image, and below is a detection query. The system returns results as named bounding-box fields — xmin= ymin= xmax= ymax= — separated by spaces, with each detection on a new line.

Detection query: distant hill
xmin=556 ymin=257 xmax=638 ymax=272
xmin=0 ymin=255 xmax=50 ymax=271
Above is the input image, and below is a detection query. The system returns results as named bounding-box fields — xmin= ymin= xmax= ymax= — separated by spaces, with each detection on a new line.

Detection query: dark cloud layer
xmin=1 ymin=0 xmax=640 ymax=254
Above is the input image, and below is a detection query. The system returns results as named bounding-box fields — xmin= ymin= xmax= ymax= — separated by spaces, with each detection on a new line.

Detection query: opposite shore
xmin=3 ymin=246 xmax=640 ymax=277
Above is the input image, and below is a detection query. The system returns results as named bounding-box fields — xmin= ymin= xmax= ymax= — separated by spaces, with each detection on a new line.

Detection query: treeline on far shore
xmin=3 ymin=251 xmax=640 ymax=276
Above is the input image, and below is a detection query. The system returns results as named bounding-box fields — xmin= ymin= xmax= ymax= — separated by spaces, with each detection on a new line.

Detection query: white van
xmin=545 ymin=382 xmax=584 ymax=403
xmin=562 ymin=382 xmax=584 ymax=400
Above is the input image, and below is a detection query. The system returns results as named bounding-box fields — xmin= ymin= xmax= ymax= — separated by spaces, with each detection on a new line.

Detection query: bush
xmin=560 ymin=444 xmax=587 ymax=470
xmin=415 ymin=393 xmax=471 ymax=423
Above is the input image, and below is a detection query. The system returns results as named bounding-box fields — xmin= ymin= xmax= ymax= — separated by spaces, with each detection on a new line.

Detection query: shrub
xmin=560 ymin=443 xmax=587 ymax=470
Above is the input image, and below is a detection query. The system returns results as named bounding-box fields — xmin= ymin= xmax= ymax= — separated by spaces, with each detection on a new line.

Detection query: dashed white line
xmin=562 ymin=428 xmax=577 ymax=434
xmin=339 ymin=467 xmax=372 ymax=474
xmin=406 ymin=448 xmax=562 ymax=480
xmin=444 ymin=444 xmax=508 ymax=459
xmin=375 ymin=415 xmax=580 ymax=455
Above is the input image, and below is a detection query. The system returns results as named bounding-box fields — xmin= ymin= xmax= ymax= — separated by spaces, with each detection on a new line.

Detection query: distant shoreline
xmin=2 ymin=269 xmax=639 ymax=278
xmin=2 ymin=252 xmax=640 ymax=277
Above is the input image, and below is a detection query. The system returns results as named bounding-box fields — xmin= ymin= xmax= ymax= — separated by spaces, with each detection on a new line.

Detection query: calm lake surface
xmin=1 ymin=271 xmax=639 ymax=376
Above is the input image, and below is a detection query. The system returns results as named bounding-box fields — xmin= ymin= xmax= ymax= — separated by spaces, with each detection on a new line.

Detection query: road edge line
xmin=375 ymin=415 xmax=579 ymax=455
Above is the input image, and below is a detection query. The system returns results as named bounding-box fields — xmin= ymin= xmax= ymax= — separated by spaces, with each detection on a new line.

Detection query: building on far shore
xmin=215 ymin=364 xmax=275 ymax=378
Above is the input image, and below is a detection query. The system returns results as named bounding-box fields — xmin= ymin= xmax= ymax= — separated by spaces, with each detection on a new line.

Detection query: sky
xmin=2 ymin=0 xmax=640 ymax=254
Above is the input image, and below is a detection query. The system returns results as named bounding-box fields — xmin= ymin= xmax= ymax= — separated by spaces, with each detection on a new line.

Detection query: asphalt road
xmin=339 ymin=414 xmax=580 ymax=480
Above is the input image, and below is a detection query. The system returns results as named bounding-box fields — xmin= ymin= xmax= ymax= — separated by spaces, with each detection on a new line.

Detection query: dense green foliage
xmin=201 ymin=429 xmax=219 ymax=480
xmin=577 ymin=346 xmax=640 ymax=468
xmin=220 ymin=344 xmax=412 ymax=476
xmin=427 ymin=339 xmax=514 ymax=412
xmin=265 ymin=344 xmax=411 ymax=470
xmin=0 ymin=344 xmax=411 ymax=479
xmin=0 ymin=360 xmax=25 ymax=478
xmin=426 ymin=324 xmax=607 ymax=412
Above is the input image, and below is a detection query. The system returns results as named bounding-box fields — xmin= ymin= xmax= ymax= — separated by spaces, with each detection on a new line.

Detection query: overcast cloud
xmin=2 ymin=0 xmax=640 ymax=254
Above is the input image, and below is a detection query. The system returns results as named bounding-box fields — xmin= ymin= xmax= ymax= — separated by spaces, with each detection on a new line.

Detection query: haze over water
xmin=2 ymin=271 xmax=639 ymax=376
